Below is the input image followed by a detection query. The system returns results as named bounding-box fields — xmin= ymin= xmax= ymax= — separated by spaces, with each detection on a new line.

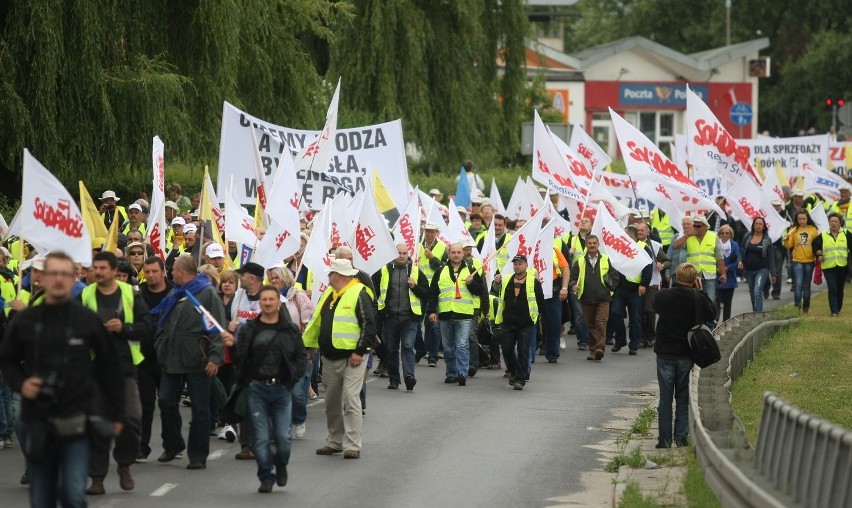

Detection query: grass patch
xmin=731 ymin=292 xmax=852 ymax=443
xmin=619 ymin=482 xmax=663 ymax=508
xmin=605 ymin=445 xmax=646 ymax=473
xmin=683 ymin=448 xmax=722 ymax=508
xmin=647 ymin=449 xmax=686 ymax=467
xmin=630 ymin=407 xmax=657 ymax=436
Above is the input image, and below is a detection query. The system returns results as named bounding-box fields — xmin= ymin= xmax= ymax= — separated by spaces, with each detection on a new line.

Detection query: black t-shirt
xmin=248 ymin=321 xmax=281 ymax=380
xmin=95 ymin=290 xmax=122 ymax=323
xmin=140 ymin=282 xmax=172 ymax=316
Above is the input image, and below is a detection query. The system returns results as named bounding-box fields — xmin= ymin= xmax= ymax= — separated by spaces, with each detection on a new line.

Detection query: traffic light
xmin=826 ymin=97 xmax=833 ymax=107
xmin=825 ymin=97 xmax=846 ymax=108
xmin=839 ymin=98 xmax=846 ymax=107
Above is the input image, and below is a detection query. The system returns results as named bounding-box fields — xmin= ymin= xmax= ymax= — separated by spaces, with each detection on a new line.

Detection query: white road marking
xmin=150 ymin=483 xmax=179 ymax=497
xmin=208 ymin=448 xmax=227 ymax=460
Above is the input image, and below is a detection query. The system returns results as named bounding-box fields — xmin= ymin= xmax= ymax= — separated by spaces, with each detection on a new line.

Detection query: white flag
xmin=418 ymin=189 xmax=449 ymax=219
xmin=531 ymin=218 xmax=556 ymax=295
xmin=801 ymin=155 xmax=852 ymax=201
xmin=249 ymin=127 xmax=270 ymax=215
xmin=588 ymin=177 xmax=632 ymax=220
xmin=146 ymin=136 xmax=168 ymax=259
xmin=446 ymin=198 xmax=478 ymax=257
xmin=294 ymin=78 xmax=341 ymax=175
xmin=2 ymin=207 xmax=21 ymax=242
xmin=254 ymin=217 xmax=301 ymax=268
xmin=590 ymin=202 xmax=652 ymax=279
xmin=203 ymin=171 xmax=225 ymax=234
xmin=0 ymin=211 xmax=8 ymax=240
xmin=265 ymin=149 xmax=302 ymax=234
xmin=504 ymin=177 xmax=526 ymax=220
xmin=531 ymin=111 xmax=585 ymax=202
xmin=762 ymin=164 xmax=786 ymax=204
xmin=302 ymin=209 xmax=332 ymax=304
xmin=422 ymin=196 xmax=451 ymax=246
xmin=552 ymin=130 xmax=594 ymax=196
xmin=393 ymin=189 xmax=421 ymax=259
xmin=479 ymin=218 xmax=498 ymax=289
xmin=225 ymin=181 xmax=259 ymax=246
xmin=570 ymin=123 xmax=612 ymax=173
xmin=726 ymin=175 xmax=790 ymax=242
xmin=350 ymin=182 xmax=397 ymax=276
xmin=21 ymin=149 xmax=92 ymax=265
xmin=489 ymin=178 xmax=505 ymax=215
xmin=328 ymin=192 xmax=354 ymax=249
xmin=500 ymin=207 xmax=545 ymax=276
xmin=519 ymin=177 xmax=547 ymax=222
xmin=543 ymin=199 xmax=573 ymax=239
xmin=808 ymin=202 xmax=830 ymax=233
xmin=686 ymin=86 xmax=761 ymax=185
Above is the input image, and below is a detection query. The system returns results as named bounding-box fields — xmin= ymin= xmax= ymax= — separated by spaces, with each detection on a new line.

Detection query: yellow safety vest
xmin=1 ymin=274 xmax=16 ymax=316
xmin=122 ymin=222 xmax=147 ymax=236
xmin=577 ymin=255 xmax=612 ymax=299
xmin=820 ymin=232 xmax=848 ymax=269
xmin=686 ymin=232 xmax=718 ymax=276
xmin=494 ymin=268 xmax=539 ymax=325
xmin=626 ymin=241 xmax=647 ymax=283
xmin=377 ymin=264 xmax=422 ymax=316
xmin=18 ymin=289 xmax=45 ymax=308
xmin=81 ymin=281 xmax=144 ymax=365
xmin=561 ymin=234 xmax=586 ymax=263
xmin=651 ymin=209 xmax=675 ymax=246
xmin=418 ymin=241 xmax=447 ymax=282
xmin=101 ymin=206 xmax=127 ymax=228
xmin=303 ymin=282 xmax=366 ymax=351
xmin=436 ymin=264 xmax=475 ymax=316
xmin=495 ymin=233 xmax=513 ymax=272
xmin=845 ymin=206 xmax=852 ymax=234
xmin=468 ymin=257 xmax=483 ymax=310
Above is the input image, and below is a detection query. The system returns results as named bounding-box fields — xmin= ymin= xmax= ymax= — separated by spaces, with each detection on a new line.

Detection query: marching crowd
xmin=1 ymin=181 xmax=851 ymax=506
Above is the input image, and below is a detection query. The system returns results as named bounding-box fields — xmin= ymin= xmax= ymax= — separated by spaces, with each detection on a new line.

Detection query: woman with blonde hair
xmin=715 ymin=224 xmax=739 ymax=321
xmin=267 ymin=266 xmax=316 ymax=439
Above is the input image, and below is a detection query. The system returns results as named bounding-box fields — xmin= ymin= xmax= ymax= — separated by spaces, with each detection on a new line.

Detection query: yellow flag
xmin=79 ymin=181 xmax=109 ymax=240
xmin=103 ymin=208 xmax=121 ymax=254
xmin=775 ymin=160 xmax=788 ymax=188
xmin=846 ymin=142 xmax=852 ymax=170
xmin=199 ymin=166 xmax=233 ymax=268
xmin=754 ymin=157 xmax=765 ymax=180
xmin=372 ymin=171 xmax=397 ymax=213
xmin=253 ymin=194 xmax=266 ymax=230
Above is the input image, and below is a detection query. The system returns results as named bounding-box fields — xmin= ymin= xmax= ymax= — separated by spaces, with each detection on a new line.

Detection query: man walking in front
xmin=427 ymin=243 xmax=484 ymax=386
xmin=153 ymin=255 xmax=231 ymax=470
xmin=0 ymin=252 xmax=126 ymax=507
xmin=569 ymin=235 xmax=619 ymax=362
xmin=493 ymin=255 xmax=544 ymax=390
xmin=303 ymin=259 xmax=376 ymax=459
xmin=81 ymin=251 xmax=151 ymax=495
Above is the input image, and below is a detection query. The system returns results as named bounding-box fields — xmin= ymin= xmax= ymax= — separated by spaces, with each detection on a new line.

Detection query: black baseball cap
xmin=511 ymin=255 xmax=527 ymax=263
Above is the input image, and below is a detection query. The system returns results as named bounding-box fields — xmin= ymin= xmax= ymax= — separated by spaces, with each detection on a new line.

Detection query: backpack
xmin=687 ymin=290 xmax=720 ymax=368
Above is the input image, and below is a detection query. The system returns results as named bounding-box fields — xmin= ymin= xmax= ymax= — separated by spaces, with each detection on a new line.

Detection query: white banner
xmin=504 ymin=177 xmax=526 ymax=220
xmin=531 ymin=111 xmax=585 ymax=203
xmin=393 ymin=190 xmax=421 ymax=259
xmin=590 ymin=202 xmax=651 ymax=279
xmin=217 ymin=101 xmax=409 ymax=209
xmin=446 ymin=198 xmax=477 ymax=252
xmin=489 ymin=177 xmax=505 ymax=215
xmin=21 ymin=149 xmax=92 ymax=265
xmin=737 ymin=134 xmax=830 ymax=181
xmin=147 ymin=136 xmax=168 ymax=259
xmin=531 ymin=218 xmax=556 ymax=295
xmin=254 ymin=217 xmax=301 ymax=268
xmin=801 ymin=154 xmax=852 ymax=200
xmin=350 ymin=181 xmax=397 ymax=276
xmin=829 ymin=141 xmax=849 ymax=177
xmin=808 ymin=202 xmax=829 ymax=233
xmin=302 ymin=209 xmax=331 ymax=305
xmin=500 ymin=208 xmax=545 ymax=277
xmin=726 ymin=175 xmax=789 ymax=242
xmin=569 ymin=123 xmax=611 ymax=173
xmin=224 ymin=183 xmax=259 ymax=246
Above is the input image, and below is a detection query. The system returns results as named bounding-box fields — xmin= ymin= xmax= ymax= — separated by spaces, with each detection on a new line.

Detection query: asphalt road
xmin=0 ymin=280 xmax=811 ymax=507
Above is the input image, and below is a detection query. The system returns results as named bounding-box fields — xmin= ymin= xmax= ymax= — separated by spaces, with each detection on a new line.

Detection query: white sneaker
xmin=560 ymin=337 xmax=567 ymax=350
xmin=293 ymin=423 xmax=306 ymax=439
xmin=219 ymin=425 xmax=237 ymax=443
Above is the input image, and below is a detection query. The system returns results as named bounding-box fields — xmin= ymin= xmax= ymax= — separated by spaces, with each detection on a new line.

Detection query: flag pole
xmin=16 ymin=236 xmax=24 ymax=293
xmin=626 ymin=175 xmax=658 ymax=261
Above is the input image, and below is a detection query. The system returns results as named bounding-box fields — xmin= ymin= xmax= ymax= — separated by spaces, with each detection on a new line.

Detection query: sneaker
xmin=308 ymin=387 xmax=318 ymax=400
xmin=117 ymin=466 xmax=134 ymax=491
xmin=437 ymin=352 xmax=444 ymax=359
xmin=404 ymin=376 xmax=417 ymax=391
xmin=457 ymin=376 xmax=466 ymax=386
xmin=135 ymin=452 xmax=148 ymax=463
xmin=258 ymin=481 xmax=274 ymax=493
xmin=513 ymin=382 xmax=524 ymax=391
xmin=3 ymin=437 xmax=12 ymax=448
xmin=293 ymin=423 xmax=306 ymax=439
xmin=316 ymin=446 xmax=343 ymax=455
xmin=343 ymin=450 xmax=361 ymax=459
xmin=276 ymin=465 xmax=288 ymax=487
xmin=235 ymin=447 xmax=254 ymax=460
xmin=219 ymin=425 xmax=237 ymax=443
xmin=508 ymin=376 xmax=516 ymax=386
xmin=577 ymin=344 xmax=587 ymax=351
xmin=388 ymin=380 xmax=399 ymax=390
xmin=786 ymin=277 xmax=792 ymax=283
xmin=560 ymin=337 xmax=567 ymax=350
xmin=444 ymin=376 xmax=458 ymax=384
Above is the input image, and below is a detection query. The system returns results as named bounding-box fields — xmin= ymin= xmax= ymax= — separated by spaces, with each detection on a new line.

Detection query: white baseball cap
xmin=205 ymin=243 xmax=225 ymax=258
xmin=183 ymin=224 xmax=197 ymax=234
xmin=171 ymin=216 xmax=186 ymax=226
xmin=128 ymin=203 xmax=143 ymax=212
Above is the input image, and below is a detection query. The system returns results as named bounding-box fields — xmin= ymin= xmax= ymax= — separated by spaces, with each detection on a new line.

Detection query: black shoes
xmin=468 ymin=366 xmax=477 ymax=377
xmin=276 ymin=465 xmax=288 ymax=487
xmin=513 ymin=382 xmax=524 ymax=391
xmin=457 ymin=376 xmax=466 ymax=386
xmin=444 ymin=376 xmax=458 ymax=384
xmin=404 ymin=376 xmax=417 ymax=391
xmin=258 ymin=481 xmax=274 ymax=493
xmin=186 ymin=462 xmax=206 ymax=470
xmin=611 ymin=346 xmax=622 ymax=353
xmin=157 ymin=449 xmax=184 ymax=463
xmin=547 ymin=358 xmax=557 ymax=363
xmin=628 ymin=350 xmax=638 ymax=356
xmin=388 ymin=380 xmax=399 ymax=390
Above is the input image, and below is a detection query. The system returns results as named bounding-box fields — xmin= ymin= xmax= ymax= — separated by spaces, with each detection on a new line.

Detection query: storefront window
xmin=639 ymin=112 xmax=656 ymax=143
xmin=659 ymin=113 xmax=674 ymax=137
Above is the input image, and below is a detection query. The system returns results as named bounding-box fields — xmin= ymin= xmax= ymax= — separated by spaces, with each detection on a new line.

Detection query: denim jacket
xmin=737 ymin=233 xmax=778 ymax=279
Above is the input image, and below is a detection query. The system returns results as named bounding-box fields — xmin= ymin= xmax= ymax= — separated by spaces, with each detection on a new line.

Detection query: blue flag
xmin=240 ymin=244 xmax=254 ymax=266
xmin=185 ymin=291 xmax=223 ymax=333
xmin=455 ymin=167 xmax=472 ymax=209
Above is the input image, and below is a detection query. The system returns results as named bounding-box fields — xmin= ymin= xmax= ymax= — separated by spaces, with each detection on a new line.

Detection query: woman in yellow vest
xmin=812 ymin=213 xmax=852 ymax=317
xmin=783 ymin=210 xmax=819 ymax=314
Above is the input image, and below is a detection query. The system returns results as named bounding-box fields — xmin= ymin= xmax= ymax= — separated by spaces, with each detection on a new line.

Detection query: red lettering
xmin=398 ymin=214 xmax=415 ymax=254
xmin=330 ymin=222 xmax=342 ymax=247
xmin=693 ymin=119 xmax=753 ymax=174
xmin=148 ymin=223 xmax=164 ymax=258
xmin=289 ymin=193 xmax=299 ymax=209
xmin=302 ymin=140 xmax=320 ymax=158
xmin=32 ymin=198 xmax=85 ymax=238
xmin=275 ymin=230 xmax=291 ymax=249
xmin=655 ymin=184 xmax=672 ymax=201
xmin=237 ymin=309 xmax=260 ymax=320
xmin=627 ymin=141 xmax=696 ymax=188
xmin=355 ymin=224 xmax=377 ymax=260
xmin=241 ymin=218 xmax=255 ymax=233
xmin=257 ymin=184 xmax=267 ymax=209
xmin=565 ymin=153 xmax=593 ymax=179
xmin=601 ymin=227 xmax=638 ymax=258
xmin=537 ymin=151 xmax=551 ymax=176
xmin=738 ymin=197 xmax=766 ymax=219
xmin=156 ymin=155 xmax=165 ymax=192
xmin=516 ymin=234 xmax=531 ymax=257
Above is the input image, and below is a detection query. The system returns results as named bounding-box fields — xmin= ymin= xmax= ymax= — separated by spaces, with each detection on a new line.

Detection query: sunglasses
xmin=693 ymin=224 xmax=706 ymax=229
xmin=128 ymin=251 xmax=145 ymax=256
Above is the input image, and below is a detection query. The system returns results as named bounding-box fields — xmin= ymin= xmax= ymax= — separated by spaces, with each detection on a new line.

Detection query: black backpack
xmin=687 ymin=290 xmax=720 ymax=368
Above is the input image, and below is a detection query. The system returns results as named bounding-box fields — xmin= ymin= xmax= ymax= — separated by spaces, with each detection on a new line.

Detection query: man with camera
xmin=0 ymin=251 xmax=126 ymax=507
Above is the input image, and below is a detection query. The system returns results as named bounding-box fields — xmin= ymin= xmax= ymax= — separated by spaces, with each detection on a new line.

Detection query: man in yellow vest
xmin=610 ymin=225 xmax=654 ymax=355
xmin=0 ymin=247 xmax=17 ymax=317
xmin=562 ymin=216 xmax=592 ymax=349
xmin=671 ymin=214 xmax=727 ymax=306
xmin=304 ymin=259 xmax=376 ymax=459
xmin=813 ymin=212 xmax=852 ymax=316
xmin=461 ymin=237 xmax=487 ymax=375
xmin=418 ymin=222 xmax=448 ymax=367
xmin=372 ymin=243 xmax=429 ymax=391
xmin=426 ymin=243 xmax=484 ymax=386
xmin=100 ymin=190 xmax=127 ymax=231
xmin=569 ymin=235 xmax=620 ymax=362
xmin=121 ymin=204 xmax=147 ymax=237
xmin=650 ymin=208 xmax=675 ymax=256
xmin=493 ymin=255 xmax=544 ymax=390
xmin=81 ymin=251 xmax=152 ymax=495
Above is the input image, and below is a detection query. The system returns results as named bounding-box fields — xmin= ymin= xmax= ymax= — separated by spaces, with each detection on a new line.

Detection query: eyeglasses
xmin=693 ymin=224 xmax=706 ymax=229
xmin=128 ymin=251 xmax=144 ymax=256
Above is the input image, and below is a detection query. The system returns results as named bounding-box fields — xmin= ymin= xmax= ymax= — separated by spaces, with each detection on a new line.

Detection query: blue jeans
xmin=27 ymin=430 xmax=89 ymax=508
xmin=439 ymin=319 xmax=472 ymax=379
xmin=543 ymin=295 xmax=563 ymax=360
xmin=823 ymin=266 xmax=847 ymax=314
xmin=568 ymin=289 xmax=590 ymax=346
xmin=792 ymin=262 xmax=814 ymax=310
xmin=528 ymin=326 xmax=538 ymax=368
xmin=159 ymin=371 xmax=210 ymax=463
xmin=424 ymin=319 xmax=442 ymax=363
xmin=248 ymin=383 xmax=292 ymax=483
xmin=656 ymin=357 xmax=693 ymax=447
xmin=611 ymin=286 xmax=644 ymax=351
xmin=291 ymin=370 xmax=311 ymax=426
xmin=383 ymin=314 xmax=419 ymax=382
xmin=744 ymin=268 xmax=770 ymax=312
xmin=701 ymin=277 xmax=716 ymax=305
xmin=0 ymin=379 xmax=13 ymax=439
